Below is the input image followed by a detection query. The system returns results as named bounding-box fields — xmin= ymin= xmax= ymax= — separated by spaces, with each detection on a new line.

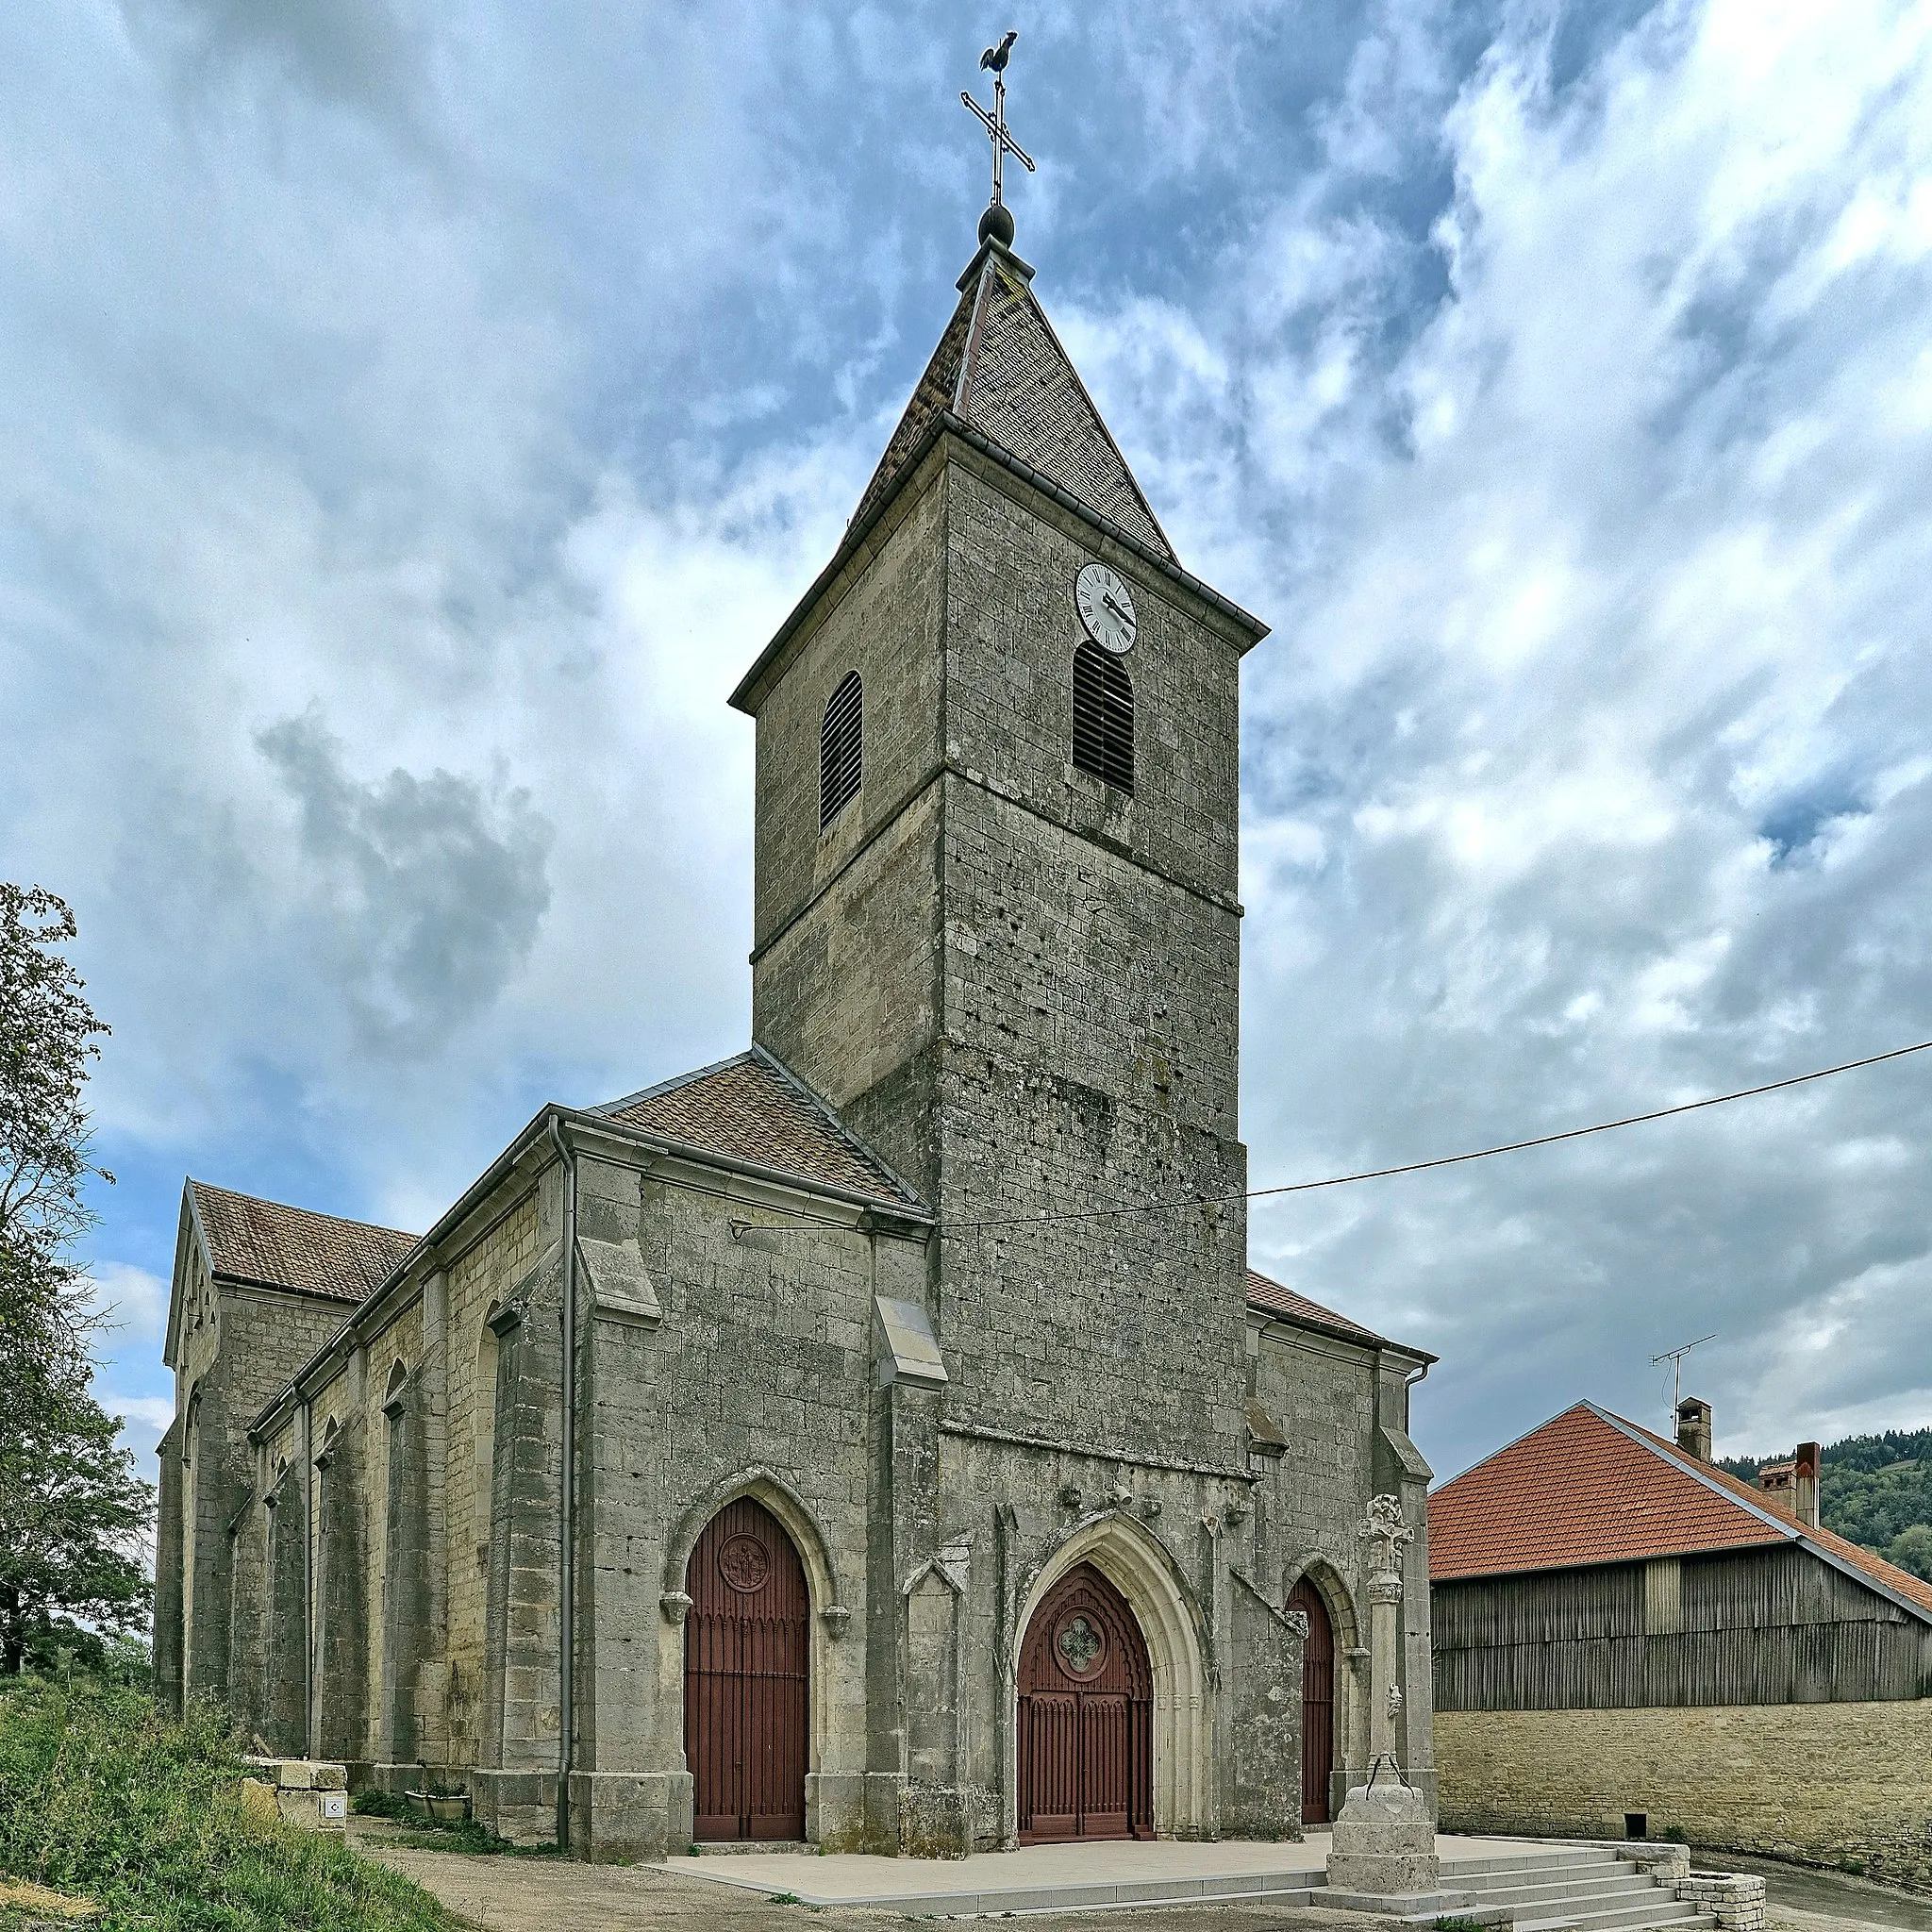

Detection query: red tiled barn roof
xmin=1429 ymin=1399 xmax=1932 ymax=1620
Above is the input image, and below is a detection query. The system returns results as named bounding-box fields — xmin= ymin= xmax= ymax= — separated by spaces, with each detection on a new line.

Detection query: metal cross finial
xmin=960 ymin=30 xmax=1035 ymax=212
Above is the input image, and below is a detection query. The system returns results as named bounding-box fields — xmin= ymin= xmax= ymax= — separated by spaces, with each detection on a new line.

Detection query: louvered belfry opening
xmin=819 ymin=671 xmax=863 ymax=829
xmin=1017 ymin=1562 xmax=1154 ymax=1843
xmin=1290 ymin=1574 xmax=1336 ymax=1824
xmin=1071 ymin=641 xmax=1134 ymax=794
xmin=684 ymin=1496 xmax=809 ymax=1841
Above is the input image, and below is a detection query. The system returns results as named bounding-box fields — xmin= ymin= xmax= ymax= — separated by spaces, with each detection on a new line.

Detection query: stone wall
xmin=1437 ymin=1703 xmax=1932 ymax=1888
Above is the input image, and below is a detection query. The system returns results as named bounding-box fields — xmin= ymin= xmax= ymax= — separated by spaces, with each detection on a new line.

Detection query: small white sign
xmin=320 ymin=1791 xmax=347 ymax=1821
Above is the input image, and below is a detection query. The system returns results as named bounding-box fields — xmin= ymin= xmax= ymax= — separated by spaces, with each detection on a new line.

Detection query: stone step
xmin=1448 ymin=1861 xmax=1642 ymax=1890
xmin=1442 ymin=1851 xmax=1622 ymax=1875
xmin=1516 ymin=1902 xmax=1714 ymax=1932
xmin=686 ymin=1840 xmax=812 ymax=1856
xmin=1444 ymin=1874 xmax=1663 ymax=1909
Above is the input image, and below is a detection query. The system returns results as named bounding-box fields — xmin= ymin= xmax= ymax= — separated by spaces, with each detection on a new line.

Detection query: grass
xmin=0 ymin=1675 xmax=466 ymax=1932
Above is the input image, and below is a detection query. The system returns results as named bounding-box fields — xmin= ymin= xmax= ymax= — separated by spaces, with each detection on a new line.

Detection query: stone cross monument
xmin=1358 ymin=1492 xmax=1414 ymax=1764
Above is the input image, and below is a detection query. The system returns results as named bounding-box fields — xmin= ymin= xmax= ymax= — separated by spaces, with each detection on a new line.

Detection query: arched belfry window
xmin=820 ymin=672 xmax=863 ymax=830
xmin=1072 ymin=641 xmax=1134 ymax=794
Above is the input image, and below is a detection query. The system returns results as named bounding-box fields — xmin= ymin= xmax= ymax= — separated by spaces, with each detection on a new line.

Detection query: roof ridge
xmin=981 ymin=258 xmax=1174 ymax=558
xmin=1432 ymin=1399 xmax=1598 ymax=1495
xmin=1588 ymin=1404 xmax=1800 ymax=1544
xmin=1606 ymin=1405 xmax=1932 ymax=1622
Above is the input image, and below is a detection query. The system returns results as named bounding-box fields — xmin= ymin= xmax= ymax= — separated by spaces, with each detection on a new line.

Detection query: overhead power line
xmin=931 ymin=1033 xmax=1932 ymax=1237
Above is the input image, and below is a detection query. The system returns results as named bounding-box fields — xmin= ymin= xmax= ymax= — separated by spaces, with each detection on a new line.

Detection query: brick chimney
xmin=1675 ymin=1396 xmax=1713 ymax=1463
xmin=1794 ymin=1441 xmax=1821 ymax=1530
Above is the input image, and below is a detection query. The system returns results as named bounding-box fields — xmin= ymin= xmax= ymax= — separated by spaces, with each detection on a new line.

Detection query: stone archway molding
xmin=662 ymin=1467 xmax=850 ymax=1779
xmin=1008 ymin=1510 xmax=1212 ymax=1842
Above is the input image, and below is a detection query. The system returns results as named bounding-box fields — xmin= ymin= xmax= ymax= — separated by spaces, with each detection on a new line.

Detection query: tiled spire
xmin=850 ymin=240 xmax=1175 ymax=561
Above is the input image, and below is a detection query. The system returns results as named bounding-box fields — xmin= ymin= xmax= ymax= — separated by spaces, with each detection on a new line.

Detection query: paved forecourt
xmin=660 ymin=1831 xmax=1562 ymax=1914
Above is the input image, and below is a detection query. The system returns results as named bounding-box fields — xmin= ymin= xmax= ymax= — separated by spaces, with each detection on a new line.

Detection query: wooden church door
xmin=1290 ymin=1574 xmax=1335 ymax=1824
xmin=684 ymin=1497 xmax=809 ymax=1840
xmin=1017 ymin=1562 xmax=1153 ymax=1843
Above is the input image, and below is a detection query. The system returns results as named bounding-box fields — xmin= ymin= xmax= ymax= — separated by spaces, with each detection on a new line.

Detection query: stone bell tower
xmin=732 ymin=211 xmax=1267 ymax=1467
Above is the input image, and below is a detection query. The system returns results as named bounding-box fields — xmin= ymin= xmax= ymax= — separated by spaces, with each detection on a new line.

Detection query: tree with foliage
xmin=0 ymin=883 xmax=152 ymax=1671
xmin=1885 ymin=1523 xmax=1932 ymax=1584
xmin=1720 ymin=1426 xmax=1932 ymax=1575
xmin=0 ymin=1394 xmax=153 ymax=1673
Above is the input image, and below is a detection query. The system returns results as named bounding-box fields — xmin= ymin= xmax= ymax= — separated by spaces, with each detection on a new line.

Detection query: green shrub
xmin=0 ymin=1676 xmax=462 ymax=1931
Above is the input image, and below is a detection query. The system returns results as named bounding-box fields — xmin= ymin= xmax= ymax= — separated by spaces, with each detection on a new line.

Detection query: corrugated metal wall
xmin=1434 ymin=1545 xmax=1932 ymax=1710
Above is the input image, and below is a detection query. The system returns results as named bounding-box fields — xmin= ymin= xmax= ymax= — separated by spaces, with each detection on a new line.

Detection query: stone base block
xmin=471 ymin=1768 xmax=557 ymax=1847
xmin=1322 ymin=1890 xmax=1452 ymax=1918
xmin=807 ymin=1772 xmax=867 ymax=1853
xmin=1335 ymin=1766 xmax=1440 ymax=1819
xmin=1328 ymin=1777 xmax=1439 ymax=1899
xmin=1327 ymin=1855 xmax=1443 ymax=1896
xmin=567 ymin=1771 xmax=688 ymax=1862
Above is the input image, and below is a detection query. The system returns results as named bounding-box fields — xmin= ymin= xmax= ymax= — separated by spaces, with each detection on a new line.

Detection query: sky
xmin=8 ymin=0 xmax=1932 ymax=1491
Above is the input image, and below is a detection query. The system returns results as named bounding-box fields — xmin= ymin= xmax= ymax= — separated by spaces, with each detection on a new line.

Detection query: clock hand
xmin=1102 ymin=594 xmax=1131 ymax=623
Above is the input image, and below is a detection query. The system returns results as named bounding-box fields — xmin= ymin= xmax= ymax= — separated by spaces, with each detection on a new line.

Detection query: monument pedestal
xmin=1324 ymin=1777 xmax=1440 ymax=1911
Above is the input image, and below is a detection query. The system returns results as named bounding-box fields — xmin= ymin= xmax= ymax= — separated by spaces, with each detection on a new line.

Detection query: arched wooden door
xmin=1018 ymin=1562 xmax=1153 ymax=1843
xmin=684 ymin=1497 xmax=808 ymax=1841
xmin=1290 ymin=1574 xmax=1335 ymax=1824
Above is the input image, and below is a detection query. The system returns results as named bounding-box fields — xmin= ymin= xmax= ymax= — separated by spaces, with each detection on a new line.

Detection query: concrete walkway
xmin=661 ymin=1832 xmax=1563 ymax=1913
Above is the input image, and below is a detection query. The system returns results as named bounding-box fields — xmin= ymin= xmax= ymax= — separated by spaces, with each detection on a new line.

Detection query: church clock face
xmin=1074 ymin=561 xmax=1138 ymax=656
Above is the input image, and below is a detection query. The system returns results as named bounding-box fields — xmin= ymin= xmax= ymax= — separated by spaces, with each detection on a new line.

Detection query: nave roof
xmin=187 ymin=1177 xmax=417 ymax=1304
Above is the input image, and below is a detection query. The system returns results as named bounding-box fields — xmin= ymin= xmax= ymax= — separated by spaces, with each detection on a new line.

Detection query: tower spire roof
xmin=848 ymin=241 xmax=1175 ymax=561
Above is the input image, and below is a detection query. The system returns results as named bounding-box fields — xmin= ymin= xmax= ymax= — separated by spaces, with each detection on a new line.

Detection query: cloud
xmin=86 ymin=1262 xmax=172 ymax=1346
xmin=10 ymin=0 xmax=1932 ymax=1491
xmin=254 ymin=709 xmax=552 ymax=1057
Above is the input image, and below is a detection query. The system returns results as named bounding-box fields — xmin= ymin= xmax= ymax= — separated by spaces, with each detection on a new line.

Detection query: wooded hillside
xmin=1719 ymin=1428 xmax=1932 ymax=1581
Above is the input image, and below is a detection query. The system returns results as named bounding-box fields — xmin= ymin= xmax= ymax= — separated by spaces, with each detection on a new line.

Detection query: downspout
xmin=549 ymin=1115 xmax=578 ymax=1853
xmin=300 ymin=1398 xmax=315 ymax=1758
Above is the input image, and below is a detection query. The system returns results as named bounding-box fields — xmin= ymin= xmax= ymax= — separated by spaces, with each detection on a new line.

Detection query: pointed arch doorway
xmin=1290 ymin=1574 xmax=1336 ymax=1824
xmin=1017 ymin=1562 xmax=1153 ymax=1842
xmin=684 ymin=1496 xmax=809 ymax=1841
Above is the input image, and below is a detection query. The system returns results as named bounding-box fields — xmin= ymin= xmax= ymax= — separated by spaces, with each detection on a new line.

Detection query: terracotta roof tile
xmin=1244 ymin=1269 xmax=1391 ymax=1348
xmin=1628 ymin=1419 xmax=1932 ymax=1619
xmin=1430 ymin=1402 xmax=1932 ymax=1618
xmin=189 ymin=1181 xmax=417 ymax=1304
xmin=851 ymin=248 xmax=1174 ymax=559
xmin=594 ymin=1048 xmax=924 ymax=1211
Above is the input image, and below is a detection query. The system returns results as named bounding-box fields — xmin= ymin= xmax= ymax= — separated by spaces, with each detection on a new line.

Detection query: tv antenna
xmin=1652 ymin=1333 xmax=1717 ymax=1424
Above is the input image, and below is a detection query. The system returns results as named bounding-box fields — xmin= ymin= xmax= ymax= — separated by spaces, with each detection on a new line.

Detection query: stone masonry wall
xmin=931 ymin=453 xmax=1251 ymax=1467
xmin=751 ymin=459 xmax=947 ymax=1194
xmin=1437 ymin=1703 xmax=1932 ymax=1889
xmin=573 ymin=1158 xmax=890 ymax=1855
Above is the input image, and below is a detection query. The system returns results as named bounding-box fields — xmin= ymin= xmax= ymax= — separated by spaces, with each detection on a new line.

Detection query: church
xmin=153 ymin=165 xmax=1440 ymax=1861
